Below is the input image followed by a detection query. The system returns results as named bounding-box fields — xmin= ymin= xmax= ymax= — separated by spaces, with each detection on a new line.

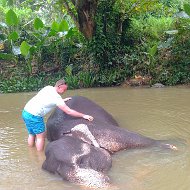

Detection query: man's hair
xmin=55 ymin=79 xmax=66 ymax=87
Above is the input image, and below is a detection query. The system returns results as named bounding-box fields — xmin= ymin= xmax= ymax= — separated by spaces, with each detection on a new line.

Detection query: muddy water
xmin=0 ymin=87 xmax=190 ymax=190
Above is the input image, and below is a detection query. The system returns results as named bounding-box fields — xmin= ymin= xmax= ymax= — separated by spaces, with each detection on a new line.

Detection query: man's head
xmin=55 ymin=79 xmax=68 ymax=94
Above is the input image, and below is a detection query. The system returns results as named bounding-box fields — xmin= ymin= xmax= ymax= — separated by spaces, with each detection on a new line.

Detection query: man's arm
xmin=57 ymin=101 xmax=94 ymax=121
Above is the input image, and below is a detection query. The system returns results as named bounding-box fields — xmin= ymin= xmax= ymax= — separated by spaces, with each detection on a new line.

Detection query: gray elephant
xmin=42 ymin=96 xmax=176 ymax=187
xmin=42 ymin=129 xmax=111 ymax=188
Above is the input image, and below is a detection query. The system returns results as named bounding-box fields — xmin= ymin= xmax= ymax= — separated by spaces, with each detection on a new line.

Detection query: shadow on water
xmin=0 ymin=87 xmax=190 ymax=190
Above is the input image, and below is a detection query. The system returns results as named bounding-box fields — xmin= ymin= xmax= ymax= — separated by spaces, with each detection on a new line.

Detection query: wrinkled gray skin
xmin=42 ymin=135 xmax=111 ymax=188
xmin=42 ymin=96 xmax=176 ymax=187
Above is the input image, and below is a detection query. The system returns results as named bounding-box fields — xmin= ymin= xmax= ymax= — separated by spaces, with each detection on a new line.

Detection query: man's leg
xmin=36 ymin=131 xmax=46 ymax=151
xmin=28 ymin=134 xmax=35 ymax=147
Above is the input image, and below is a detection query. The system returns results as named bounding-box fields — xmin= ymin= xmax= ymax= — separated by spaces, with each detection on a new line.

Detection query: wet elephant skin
xmin=46 ymin=96 xmax=157 ymax=152
xmin=42 ymin=135 xmax=111 ymax=187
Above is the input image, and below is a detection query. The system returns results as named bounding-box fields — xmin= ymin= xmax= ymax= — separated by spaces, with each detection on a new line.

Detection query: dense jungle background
xmin=0 ymin=0 xmax=190 ymax=93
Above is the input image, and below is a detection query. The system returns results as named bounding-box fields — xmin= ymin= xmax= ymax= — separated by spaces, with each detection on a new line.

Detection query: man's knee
xmin=36 ymin=131 xmax=46 ymax=139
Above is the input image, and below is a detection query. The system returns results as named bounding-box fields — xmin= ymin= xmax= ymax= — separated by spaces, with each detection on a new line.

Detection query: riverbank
xmin=1 ymin=59 xmax=190 ymax=93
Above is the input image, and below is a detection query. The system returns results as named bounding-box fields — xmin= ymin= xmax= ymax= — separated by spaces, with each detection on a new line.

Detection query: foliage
xmin=87 ymin=0 xmax=186 ymax=71
xmin=154 ymin=4 xmax=190 ymax=85
xmin=0 ymin=7 xmax=82 ymax=75
xmin=0 ymin=71 xmax=64 ymax=93
xmin=129 ymin=16 xmax=174 ymax=42
xmin=1 ymin=0 xmax=190 ymax=93
xmin=87 ymin=0 xmax=125 ymax=69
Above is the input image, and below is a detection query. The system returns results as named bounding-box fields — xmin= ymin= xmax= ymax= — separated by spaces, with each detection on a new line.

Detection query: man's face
xmin=58 ymin=84 xmax=68 ymax=94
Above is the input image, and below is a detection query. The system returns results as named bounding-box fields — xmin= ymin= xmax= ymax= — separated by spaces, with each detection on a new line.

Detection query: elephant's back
xmin=66 ymin=96 xmax=118 ymax=126
xmin=46 ymin=96 xmax=119 ymax=141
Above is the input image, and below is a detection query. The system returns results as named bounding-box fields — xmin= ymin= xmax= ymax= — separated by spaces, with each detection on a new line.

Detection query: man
xmin=22 ymin=79 xmax=93 ymax=151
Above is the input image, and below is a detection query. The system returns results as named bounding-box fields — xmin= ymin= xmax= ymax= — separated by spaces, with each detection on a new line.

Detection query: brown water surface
xmin=0 ymin=87 xmax=190 ymax=190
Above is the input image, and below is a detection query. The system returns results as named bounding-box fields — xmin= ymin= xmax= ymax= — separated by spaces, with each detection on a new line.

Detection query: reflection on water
xmin=0 ymin=87 xmax=190 ymax=190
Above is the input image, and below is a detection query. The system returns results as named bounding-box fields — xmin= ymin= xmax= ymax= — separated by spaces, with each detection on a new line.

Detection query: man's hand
xmin=63 ymin=97 xmax=72 ymax=102
xmin=83 ymin=115 xmax=94 ymax=121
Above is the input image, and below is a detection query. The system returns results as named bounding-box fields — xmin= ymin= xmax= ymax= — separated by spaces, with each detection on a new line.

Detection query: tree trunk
xmin=62 ymin=0 xmax=98 ymax=39
xmin=76 ymin=0 xmax=98 ymax=39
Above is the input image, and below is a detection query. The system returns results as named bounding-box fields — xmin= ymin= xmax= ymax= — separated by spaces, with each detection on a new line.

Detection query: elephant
xmin=42 ymin=96 xmax=177 ymax=188
xmin=42 ymin=130 xmax=111 ymax=188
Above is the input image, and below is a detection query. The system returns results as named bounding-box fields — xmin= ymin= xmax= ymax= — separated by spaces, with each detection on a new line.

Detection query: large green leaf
xmin=29 ymin=46 xmax=37 ymax=55
xmin=48 ymin=29 xmax=57 ymax=37
xmin=66 ymin=27 xmax=78 ymax=39
xmin=65 ymin=65 xmax=73 ymax=76
xmin=51 ymin=21 xmax=59 ymax=32
xmin=149 ymin=45 xmax=157 ymax=57
xmin=6 ymin=9 xmax=19 ymax=26
xmin=59 ymin=20 xmax=69 ymax=32
xmin=34 ymin=18 xmax=44 ymax=30
xmin=8 ymin=31 xmax=19 ymax=41
xmin=20 ymin=41 xmax=31 ymax=57
xmin=184 ymin=4 xmax=190 ymax=16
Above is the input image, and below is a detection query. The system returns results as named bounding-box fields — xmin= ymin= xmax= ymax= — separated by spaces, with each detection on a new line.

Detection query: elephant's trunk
xmin=66 ymin=168 xmax=110 ymax=188
xmin=93 ymin=126 xmax=177 ymax=152
xmin=154 ymin=140 xmax=178 ymax=150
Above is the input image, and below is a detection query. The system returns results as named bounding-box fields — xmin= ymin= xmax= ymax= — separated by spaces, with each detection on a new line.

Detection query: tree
xmin=61 ymin=0 xmax=98 ymax=39
xmin=60 ymin=0 xmax=160 ymax=39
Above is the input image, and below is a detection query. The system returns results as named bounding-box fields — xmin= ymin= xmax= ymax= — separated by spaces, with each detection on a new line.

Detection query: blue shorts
xmin=22 ymin=110 xmax=45 ymax=135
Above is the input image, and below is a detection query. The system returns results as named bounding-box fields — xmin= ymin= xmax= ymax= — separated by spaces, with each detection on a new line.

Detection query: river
xmin=0 ymin=86 xmax=190 ymax=190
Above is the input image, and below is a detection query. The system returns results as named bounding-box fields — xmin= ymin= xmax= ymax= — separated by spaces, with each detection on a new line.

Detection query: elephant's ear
xmin=71 ymin=124 xmax=100 ymax=147
xmin=42 ymin=159 xmax=60 ymax=174
xmin=57 ymin=163 xmax=75 ymax=181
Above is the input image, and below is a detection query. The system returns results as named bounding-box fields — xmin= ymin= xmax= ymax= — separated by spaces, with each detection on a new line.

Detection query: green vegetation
xmin=0 ymin=0 xmax=190 ymax=93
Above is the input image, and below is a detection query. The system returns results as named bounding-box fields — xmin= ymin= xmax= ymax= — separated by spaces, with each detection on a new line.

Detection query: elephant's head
xmin=42 ymin=124 xmax=112 ymax=188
